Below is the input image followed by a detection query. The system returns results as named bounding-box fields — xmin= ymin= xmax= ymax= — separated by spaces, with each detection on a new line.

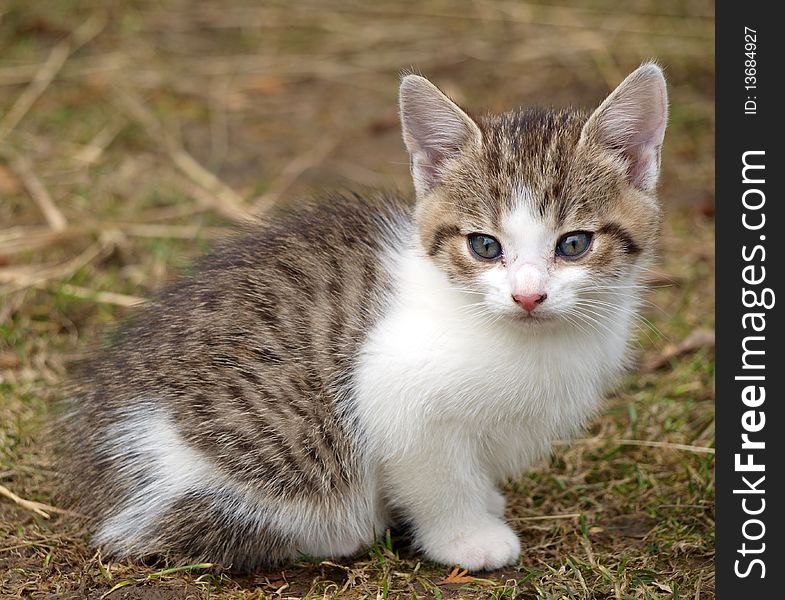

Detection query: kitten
xmin=62 ymin=63 xmax=667 ymax=571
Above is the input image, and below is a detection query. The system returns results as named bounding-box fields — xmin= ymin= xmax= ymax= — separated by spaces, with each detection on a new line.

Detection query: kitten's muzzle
xmin=512 ymin=292 xmax=547 ymax=313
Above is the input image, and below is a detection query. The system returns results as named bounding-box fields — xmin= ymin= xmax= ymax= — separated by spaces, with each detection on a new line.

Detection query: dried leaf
xmin=588 ymin=526 xmax=604 ymax=535
xmin=698 ymin=195 xmax=715 ymax=217
xmin=438 ymin=567 xmax=476 ymax=585
xmin=437 ymin=566 xmax=495 ymax=586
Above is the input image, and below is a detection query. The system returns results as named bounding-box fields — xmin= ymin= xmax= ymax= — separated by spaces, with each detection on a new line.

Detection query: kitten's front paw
xmin=420 ymin=519 xmax=520 ymax=571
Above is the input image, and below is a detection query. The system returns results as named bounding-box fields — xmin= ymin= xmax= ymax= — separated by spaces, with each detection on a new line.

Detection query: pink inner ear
xmin=626 ymin=143 xmax=661 ymax=191
xmin=584 ymin=64 xmax=668 ymax=192
xmin=403 ymin=110 xmax=474 ymax=189
xmin=399 ymin=75 xmax=481 ymax=194
xmin=412 ymin=150 xmax=440 ymax=183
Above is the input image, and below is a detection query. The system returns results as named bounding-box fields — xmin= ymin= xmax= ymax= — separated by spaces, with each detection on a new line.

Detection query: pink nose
xmin=512 ymin=292 xmax=547 ymax=312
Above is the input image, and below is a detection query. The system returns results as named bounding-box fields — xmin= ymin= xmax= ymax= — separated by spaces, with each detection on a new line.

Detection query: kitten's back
xmin=62 ymin=191 xmax=410 ymax=568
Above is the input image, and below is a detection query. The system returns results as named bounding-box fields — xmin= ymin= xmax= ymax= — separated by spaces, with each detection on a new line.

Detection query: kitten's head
xmin=399 ymin=64 xmax=667 ymax=326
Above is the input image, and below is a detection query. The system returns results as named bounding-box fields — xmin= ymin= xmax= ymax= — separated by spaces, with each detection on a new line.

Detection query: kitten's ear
xmin=399 ymin=74 xmax=482 ymax=196
xmin=580 ymin=63 xmax=668 ymax=192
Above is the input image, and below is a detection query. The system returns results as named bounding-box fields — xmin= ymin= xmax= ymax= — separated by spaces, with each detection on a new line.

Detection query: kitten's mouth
xmin=515 ymin=312 xmax=554 ymax=324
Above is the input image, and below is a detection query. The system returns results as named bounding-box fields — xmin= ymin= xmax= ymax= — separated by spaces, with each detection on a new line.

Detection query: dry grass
xmin=1 ymin=1 xmax=714 ymax=598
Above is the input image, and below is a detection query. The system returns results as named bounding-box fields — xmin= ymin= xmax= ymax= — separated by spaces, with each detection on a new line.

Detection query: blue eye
xmin=556 ymin=232 xmax=592 ymax=258
xmin=468 ymin=234 xmax=502 ymax=260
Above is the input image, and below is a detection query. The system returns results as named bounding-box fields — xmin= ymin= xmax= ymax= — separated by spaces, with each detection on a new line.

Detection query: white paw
xmin=487 ymin=488 xmax=506 ymax=518
xmin=420 ymin=519 xmax=521 ymax=571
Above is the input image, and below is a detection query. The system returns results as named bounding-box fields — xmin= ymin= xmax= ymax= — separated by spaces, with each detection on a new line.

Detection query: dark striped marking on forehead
xmin=476 ymin=108 xmax=589 ymax=225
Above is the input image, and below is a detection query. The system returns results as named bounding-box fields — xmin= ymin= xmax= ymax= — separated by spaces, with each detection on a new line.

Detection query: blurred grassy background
xmin=1 ymin=1 xmax=714 ymax=598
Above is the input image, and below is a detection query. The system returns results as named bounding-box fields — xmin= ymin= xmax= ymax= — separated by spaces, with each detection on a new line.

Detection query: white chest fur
xmin=354 ymin=245 xmax=634 ymax=480
xmin=352 ymin=246 xmax=637 ymax=570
